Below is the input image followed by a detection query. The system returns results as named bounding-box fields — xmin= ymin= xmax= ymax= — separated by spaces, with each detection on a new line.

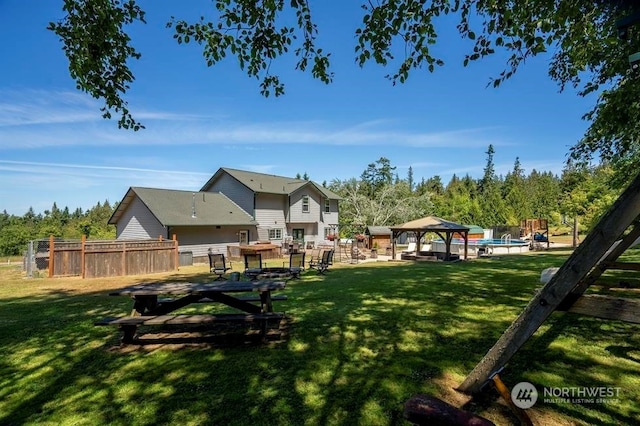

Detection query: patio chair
xmin=208 ymin=253 xmax=232 ymax=280
xmin=308 ymin=249 xmax=324 ymax=270
xmin=243 ymin=253 xmax=264 ymax=280
xmin=315 ymin=249 xmax=334 ymax=275
xmin=402 ymin=242 xmax=417 ymax=253
xmin=287 ymin=252 xmax=306 ymax=279
xmin=307 ymin=248 xmax=321 ymax=266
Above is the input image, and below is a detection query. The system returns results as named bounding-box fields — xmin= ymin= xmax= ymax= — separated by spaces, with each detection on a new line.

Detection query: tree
xmin=502 ymin=157 xmax=531 ymax=224
xmin=559 ymin=161 xmax=591 ymax=247
xmin=360 ymin=157 xmax=396 ymax=197
xmin=407 ymin=166 xmax=414 ymax=192
xmin=526 ymin=170 xmax=561 ymax=222
xmin=437 ymin=174 xmax=482 ymax=226
xmin=423 ymin=176 xmax=443 ymax=196
xmin=49 ymin=1 xmax=640 ymax=181
xmin=477 ymin=145 xmax=507 ymax=226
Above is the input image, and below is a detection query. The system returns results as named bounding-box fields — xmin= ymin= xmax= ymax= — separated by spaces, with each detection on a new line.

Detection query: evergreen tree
xmin=477 ymin=145 xmax=507 ymax=226
xmin=407 ymin=166 xmax=414 ymax=192
xmin=503 ymin=157 xmax=530 ymax=224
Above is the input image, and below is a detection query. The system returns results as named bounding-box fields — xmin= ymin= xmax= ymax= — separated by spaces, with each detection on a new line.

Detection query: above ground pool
xmin=431 ymin=237 xmax=530 ymax=255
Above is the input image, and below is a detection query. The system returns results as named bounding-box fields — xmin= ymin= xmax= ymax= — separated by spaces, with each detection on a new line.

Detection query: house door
xmin=292 ymin=229 xmax=304 ymax=244
xmin=239 ymin=230 xmax=249 ymax=245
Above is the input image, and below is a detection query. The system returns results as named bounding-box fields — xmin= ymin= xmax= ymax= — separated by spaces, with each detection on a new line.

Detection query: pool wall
xmin=431 ymin=239 xmax=530 ymax=256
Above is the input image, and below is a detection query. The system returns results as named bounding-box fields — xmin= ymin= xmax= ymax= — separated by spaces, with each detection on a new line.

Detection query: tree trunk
xmin=573 ymin=216 xmax=579 ymax=247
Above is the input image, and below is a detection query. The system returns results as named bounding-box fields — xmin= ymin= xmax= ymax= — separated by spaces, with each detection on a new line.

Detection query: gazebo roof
xmin=390 ymin=216 xmax=470 ymax=232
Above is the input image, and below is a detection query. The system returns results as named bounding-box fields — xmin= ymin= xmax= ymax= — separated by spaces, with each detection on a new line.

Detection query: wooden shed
xmin=364 ymin=226 xmax=392 ymax=250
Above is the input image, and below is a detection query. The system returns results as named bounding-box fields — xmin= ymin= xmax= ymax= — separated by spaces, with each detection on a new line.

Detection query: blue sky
xmin=1 ymin=1 xmax=595 ymax=216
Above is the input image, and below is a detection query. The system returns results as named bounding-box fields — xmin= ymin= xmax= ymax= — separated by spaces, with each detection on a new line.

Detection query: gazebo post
xmin=464 ymin=231 xmax=468 ymax=260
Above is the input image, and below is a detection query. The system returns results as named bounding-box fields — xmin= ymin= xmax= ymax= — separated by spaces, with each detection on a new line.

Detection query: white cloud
xmin=0 ymin=89 xmax=514 ymax=150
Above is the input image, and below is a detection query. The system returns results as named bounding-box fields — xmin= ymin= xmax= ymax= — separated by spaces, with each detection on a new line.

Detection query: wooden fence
xmin=47 ymin=235 xmax=179 ymax=278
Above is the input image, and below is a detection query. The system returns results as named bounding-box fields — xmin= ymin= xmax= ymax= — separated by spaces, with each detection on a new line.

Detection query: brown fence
xmin=47 ymin=235 xmax=179 ymax=278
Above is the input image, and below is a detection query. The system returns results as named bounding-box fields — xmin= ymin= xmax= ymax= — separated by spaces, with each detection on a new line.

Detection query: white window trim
xmin=268 ymin=228 xmax=283 ymax=240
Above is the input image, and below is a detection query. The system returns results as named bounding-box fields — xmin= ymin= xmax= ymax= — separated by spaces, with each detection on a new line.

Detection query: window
xmin=302 ymin=195 xmax=310 ymax=213
xmin=324 ymin=199 xmax=330 ymax=213
xmin=324 ymin=228 xmax=332 ymax=238
xmin=238 ymin=230 xmax=249 ymax=245
xmin=268 ymin=228 xmax=283 ymax=240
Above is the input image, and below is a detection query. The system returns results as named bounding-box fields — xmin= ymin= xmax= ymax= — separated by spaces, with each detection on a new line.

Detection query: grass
xmin=1 ymin=249 xmax=639 ymax=425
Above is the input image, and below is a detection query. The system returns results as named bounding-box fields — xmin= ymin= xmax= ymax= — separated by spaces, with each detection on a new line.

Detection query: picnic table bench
xmin=96 ymin=280 xmax=287 ymax=343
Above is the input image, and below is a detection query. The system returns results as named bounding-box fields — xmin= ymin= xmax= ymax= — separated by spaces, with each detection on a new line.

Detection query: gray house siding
xmin=287 ymin=187 xmax=325 ymax=247
xmin=321 ymin=199 xmax=339 ymax=226
xmin=255 ymin=193 xmax=287 ymax=242
xmin=169 ymin=225 xmax=255 ymax=258
xmin=289 ymin=187 xmax=321 ymax=223
xmin=205 ymin=173 xmax=255 ymax=216
xmin=116 ymin=197 xmax=166 ymax=240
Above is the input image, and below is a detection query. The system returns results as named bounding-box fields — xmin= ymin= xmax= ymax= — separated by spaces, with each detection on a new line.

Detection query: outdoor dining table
xmin=99 ymin=280 xmax=286 ymax=343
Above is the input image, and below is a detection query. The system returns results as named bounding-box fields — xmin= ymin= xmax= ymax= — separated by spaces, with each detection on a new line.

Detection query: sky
xmin=0 ymin=1 xmax=597 ymax=216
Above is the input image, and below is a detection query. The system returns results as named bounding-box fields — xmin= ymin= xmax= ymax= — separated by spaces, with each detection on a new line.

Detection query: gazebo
xmin=390 ymin=216 xmax=470 ymax=261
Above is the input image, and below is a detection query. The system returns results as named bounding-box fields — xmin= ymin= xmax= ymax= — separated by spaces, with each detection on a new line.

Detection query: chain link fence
xmin=25 ymin=239 xmax=50 ymax=278
xmin=24 ymin=238 xmax=83 ymax=278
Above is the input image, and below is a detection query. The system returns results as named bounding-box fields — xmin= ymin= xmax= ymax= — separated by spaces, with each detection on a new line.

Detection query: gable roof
xmin=108 ymin=187 xmax=257 ymax=227
xmin=390 ymin=216 xmax=470 ymax=232
xmin=365 ymin=226 xmax=392 ymax=236
xmin=200 ymin=167 xmax=342 ymax=200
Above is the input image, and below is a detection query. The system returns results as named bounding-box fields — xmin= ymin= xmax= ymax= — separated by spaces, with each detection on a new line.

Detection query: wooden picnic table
xmin=97 ymin=280 xmax=287 ymax=343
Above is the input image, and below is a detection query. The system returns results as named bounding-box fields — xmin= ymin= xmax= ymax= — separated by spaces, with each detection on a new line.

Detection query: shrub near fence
xmin=43 ymin=235 xmax=178 ymax=278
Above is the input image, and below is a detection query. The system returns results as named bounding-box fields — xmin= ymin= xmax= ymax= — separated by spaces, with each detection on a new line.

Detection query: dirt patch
xmin=428 ymin=373 xmax=586 ymax=426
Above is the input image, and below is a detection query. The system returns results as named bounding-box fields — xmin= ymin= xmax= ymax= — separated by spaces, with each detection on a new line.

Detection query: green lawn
xmin=1 ymin=250 xmax=638 ymax=425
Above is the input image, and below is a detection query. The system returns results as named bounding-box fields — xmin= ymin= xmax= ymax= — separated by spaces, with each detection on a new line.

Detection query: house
xmin=201 ymin=168 xmax=341 ymax=246
xmin=109 ymin=168 xmax=341 ymax=260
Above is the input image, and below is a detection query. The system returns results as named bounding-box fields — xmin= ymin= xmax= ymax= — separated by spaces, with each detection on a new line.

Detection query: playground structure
xmin=336 ymin=238 xmax=368 ymax=264
xmin=520 ymin=218 xmax=549 ymax=249
xmin=456 ymin=172 xmax=640 ymax=397
xmin=403 ymin=174 xmax=640 ymax=424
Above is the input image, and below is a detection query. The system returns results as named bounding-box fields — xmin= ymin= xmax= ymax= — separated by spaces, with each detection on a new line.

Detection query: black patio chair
xmin=208 ymin=253 xmax=232 ymax=280
xmin=243 ymin=253 xmax=264 ymax=280
xmin=315 ymin=249 xmax=334 ymax=275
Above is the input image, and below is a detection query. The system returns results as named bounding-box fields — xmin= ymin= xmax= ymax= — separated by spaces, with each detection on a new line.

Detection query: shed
xmin=364 ymin=226 xmax=392 ymax=250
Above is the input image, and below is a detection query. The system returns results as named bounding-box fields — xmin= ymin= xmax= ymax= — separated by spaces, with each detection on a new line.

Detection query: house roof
xmin=365 ymin=226 xmax=392 ymax=236
xmin=108 ymin=187 xmax=257 ymax=227
xmin=390 ymin=216 xmax=470 ymax=232
xmin=200 ymin=167 xmax=342 ymax=200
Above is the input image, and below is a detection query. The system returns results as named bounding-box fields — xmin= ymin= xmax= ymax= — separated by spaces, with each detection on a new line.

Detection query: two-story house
xmin=108 ymin=167 xmax=341 ymax=259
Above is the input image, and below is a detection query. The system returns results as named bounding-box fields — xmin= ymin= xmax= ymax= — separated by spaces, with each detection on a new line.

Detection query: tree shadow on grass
xmin=1 ymin=254 xmax=637 ymax=425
